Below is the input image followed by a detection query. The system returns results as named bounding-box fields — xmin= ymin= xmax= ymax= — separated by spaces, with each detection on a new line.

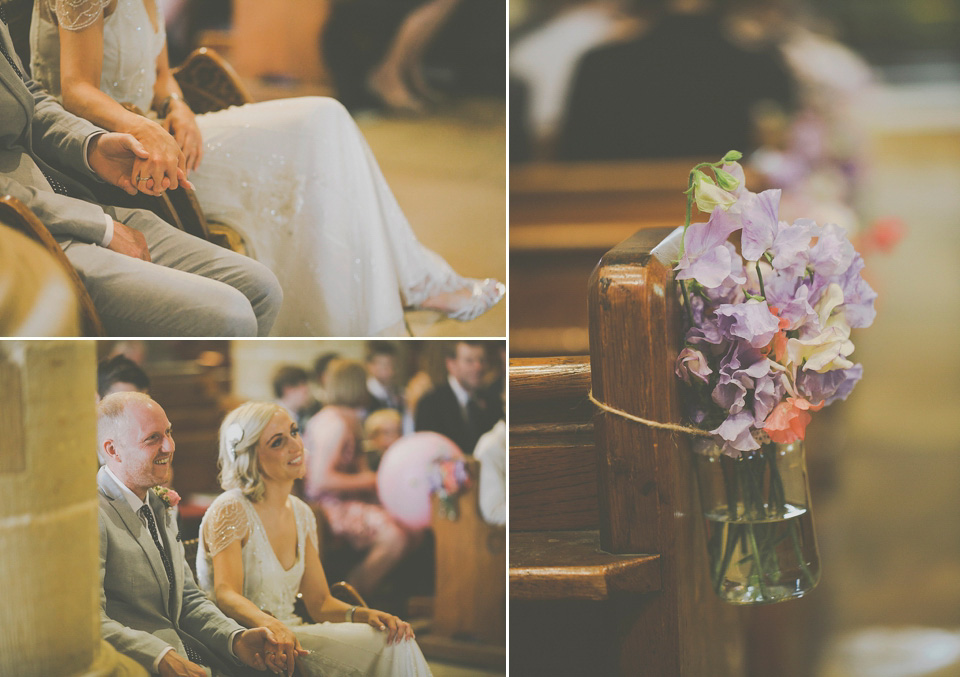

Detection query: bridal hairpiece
xmin=225 ymin=423 xmax=245 ymax=462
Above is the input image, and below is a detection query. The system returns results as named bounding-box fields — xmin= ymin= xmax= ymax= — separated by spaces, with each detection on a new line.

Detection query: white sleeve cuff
xmin=100 ymin=214 xmax=114 ymax=247
xmin=83 ymin=132 xmax=106 ymax=174
xmin=152 ymin=646 xmax=174 ymax=674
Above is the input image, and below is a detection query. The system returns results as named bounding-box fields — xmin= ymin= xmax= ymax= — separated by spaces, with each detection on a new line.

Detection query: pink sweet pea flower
xmin=762 ymin=397 xmax=824 ymax=444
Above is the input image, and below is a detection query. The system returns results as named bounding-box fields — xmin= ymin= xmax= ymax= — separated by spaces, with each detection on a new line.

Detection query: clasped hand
xmin=86 ymin=130 xmax=192 ymax=197
xmin=234 ymin=625 xmax=309 ymax=677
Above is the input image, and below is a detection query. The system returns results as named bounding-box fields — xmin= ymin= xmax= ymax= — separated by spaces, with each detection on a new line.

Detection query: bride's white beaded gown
xmin=30 ymin=0 xmax=503 ymax=336
xmin=197 ymin=490 xmax=433 ymax=676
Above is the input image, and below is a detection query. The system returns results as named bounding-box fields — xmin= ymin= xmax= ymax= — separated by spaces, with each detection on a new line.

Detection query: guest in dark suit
xmin=366 ymin=341 xmax=404 ymax=414
xmin=273 ymin=365 xmax=316 ymax=432
xmin=414 ymin=341 xmax=502 ymax=454
xmin=97 ymin=354 xmax=150 ymax=400
xmin=557 ymin=4 xmax=795 ymax=161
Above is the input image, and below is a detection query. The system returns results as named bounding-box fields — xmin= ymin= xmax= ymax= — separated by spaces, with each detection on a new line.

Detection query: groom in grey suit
xmin=0 ymin=15 xmax=281 ymax=336
xmin=97 ymin=392 xmax=302 ymax=676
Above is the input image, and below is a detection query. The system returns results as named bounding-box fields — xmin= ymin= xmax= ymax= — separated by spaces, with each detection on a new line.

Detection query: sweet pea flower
xmin=739 ymin=189 xmax=782 ymax=261
xmin=676 ymin=208 xmax=746 ymax=288
xmin=797 ymin=364 xmax=863 ymax=406
xmin=762 ymin=397 xmax=824 ymax=444
xmin=787 ymin=284 xmax=855 ymax=373
xmin=808 ymin=222 xmax=855 ymax=278
xmin=694 ymin=173 xmax=738 ymax=213
xmin=712 ymin=411 xmax=761 ymax=455
xmin=715 ymin=300 xmax=781 ymax=349
xmin=711 ymin=342 xmax=770 ymax=414
xmin=676 ymin=347 xmax=712 ymax=385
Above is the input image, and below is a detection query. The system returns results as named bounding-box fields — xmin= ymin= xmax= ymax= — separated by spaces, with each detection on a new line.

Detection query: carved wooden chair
xmin=0 ymin=196 xmax=104 ymax=335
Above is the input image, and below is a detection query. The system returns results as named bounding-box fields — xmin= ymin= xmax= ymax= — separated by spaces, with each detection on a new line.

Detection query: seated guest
xmin=0 ymin=15 xmax=282 ymax=336
xmin=198 ymin=402 xmax=431 ymax=676
xmin=97 ymin=354 xmax=150 ymax=399
xmin=415 ymin=341 xmax=502 ymax=454
xmin=366 ymin=342 xmax=404 ymax=413
xmin=557 ymin=1 xmax=795 ymax=160
xmin=304 ymin=360 xmax=418 ymax=599
xmin=31 ymin=0 xmax=503 ymax=336
xmin=364 ymin=408 xmax=404 ymax=471
xmin=272 ymin=365 xmax=316 ymax=431
xmin=95 ymin=392 xmax=290 ymax=676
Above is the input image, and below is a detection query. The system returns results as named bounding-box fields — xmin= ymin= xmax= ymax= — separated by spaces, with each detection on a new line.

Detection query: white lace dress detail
xmin=197 ymin=490 xmax=432 ymax=676
xmin=29 ymin=0 xmax=477 ymax=336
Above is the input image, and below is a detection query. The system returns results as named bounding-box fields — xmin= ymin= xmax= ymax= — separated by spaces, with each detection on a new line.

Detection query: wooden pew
xmin=509 ymin=227 xmax=746 ymax=676
xmin=510 ymin=160 xmax=701 ymax=356
xmin=417 ymin=458 xmax=506 ymax=669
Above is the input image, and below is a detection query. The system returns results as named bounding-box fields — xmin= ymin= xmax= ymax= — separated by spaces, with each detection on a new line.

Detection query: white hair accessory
xmin=226 ymin=423 xmax=245 ymax=461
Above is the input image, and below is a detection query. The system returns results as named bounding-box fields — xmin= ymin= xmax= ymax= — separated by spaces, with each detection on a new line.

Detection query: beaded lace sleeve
xmin=294 ymin=497 xmax=320 ymax=554
xmin=49 ymin=0 xmax=111 ymax=31
xmin=203 ymin=494 xmax=251 ymax=559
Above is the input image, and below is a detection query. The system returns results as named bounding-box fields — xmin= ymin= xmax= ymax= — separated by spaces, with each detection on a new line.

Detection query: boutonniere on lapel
xmin=153 ymin=486 xmax=181 ymax=509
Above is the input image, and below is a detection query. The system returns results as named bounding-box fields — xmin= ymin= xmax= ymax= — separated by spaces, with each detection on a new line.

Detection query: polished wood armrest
xmin=0 ymin=195 xmax=104 ymax=336
xmin=173 ymin=47 xmax=254 ymax=114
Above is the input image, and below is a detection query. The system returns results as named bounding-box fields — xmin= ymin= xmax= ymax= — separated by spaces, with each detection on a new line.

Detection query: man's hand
xmin=234 ymin=626 xmax=308 ymax=677
xmin=157 ymin=650 xmax=206 ymax=677
xmin=107 ymin=221 xmax=151 ymax=261
xmin=87 ymin=130 xmax=193 ymax=197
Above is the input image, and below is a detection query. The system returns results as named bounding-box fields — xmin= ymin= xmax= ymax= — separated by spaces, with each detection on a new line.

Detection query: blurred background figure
xmin=303 ymin=360 xmax=419 ymax=601
xmin=97 ymin=355 xmax=151 ymax=401
xmin=364 ymin=408 xmax=404 ymax=472
xmin=366 ymin=342 xmax=404 ymax=413
xmin=272 ymin=365 xmax=317 ymax=431
xmin=414 ymin=341 xmax=503 ymax=455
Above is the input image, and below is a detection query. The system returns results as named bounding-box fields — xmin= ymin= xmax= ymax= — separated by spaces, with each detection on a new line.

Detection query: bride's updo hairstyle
xmin=218 ymin=401 xmax=283 ymax=502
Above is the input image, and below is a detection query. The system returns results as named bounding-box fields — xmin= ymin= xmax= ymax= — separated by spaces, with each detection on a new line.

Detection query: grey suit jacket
xmin=0 ymin=19 xmax=111 ymax=247
xmin=97 ymin=467 xmax=246 ymax=675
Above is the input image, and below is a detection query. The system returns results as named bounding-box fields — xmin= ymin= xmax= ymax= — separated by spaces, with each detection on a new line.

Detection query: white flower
xmin=786 ymin=284 xmax=855 ymax=373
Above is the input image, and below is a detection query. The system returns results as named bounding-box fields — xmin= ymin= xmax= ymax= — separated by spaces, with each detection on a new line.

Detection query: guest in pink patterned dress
xmin=303 ymin=360 xmax=419 ymax=598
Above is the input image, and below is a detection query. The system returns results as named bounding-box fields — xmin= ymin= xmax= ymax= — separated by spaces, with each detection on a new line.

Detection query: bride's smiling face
xmin=255 ymin=409 xmax=306 ymax=482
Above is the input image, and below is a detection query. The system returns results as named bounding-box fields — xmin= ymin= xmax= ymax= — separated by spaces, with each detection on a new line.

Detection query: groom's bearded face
xmin=115 ymin=402 xmax=175 ymax=492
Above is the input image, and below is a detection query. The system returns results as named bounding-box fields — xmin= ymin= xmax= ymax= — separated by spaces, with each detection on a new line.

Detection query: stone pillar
xmin=0 ymin=341 xmax=145 ymax=676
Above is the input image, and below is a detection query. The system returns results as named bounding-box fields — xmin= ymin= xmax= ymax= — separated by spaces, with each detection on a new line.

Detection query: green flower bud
xmin=713 ymin=167 xmax=741 ymax=192
xmin=722 ymin=150 xmax=743 ymax=163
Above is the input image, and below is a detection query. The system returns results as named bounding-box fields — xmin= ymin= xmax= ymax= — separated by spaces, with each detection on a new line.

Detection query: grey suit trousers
xmin=65 ymin=207 xmax=282 ymax=336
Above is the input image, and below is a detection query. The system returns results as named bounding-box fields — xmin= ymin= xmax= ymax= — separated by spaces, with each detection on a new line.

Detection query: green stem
xmin=756 ymin=262 xmax=766 ymax=300
xmin=680 ymin=280 xmax=695 ymax=327
xmin=746 ymin=523 xmax=771 ymax=600
xmin=789 ymin=521 xmax=817 ymax=588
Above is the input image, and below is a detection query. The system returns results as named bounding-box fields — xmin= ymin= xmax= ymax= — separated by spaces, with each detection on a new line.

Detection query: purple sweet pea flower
xmin=764 ymin=277 xmax=818 ymax=333
xmin=715 ymin=300 xmax=781 ymax=348
xmin=808 ymin=222 xmax=855 ymax=279
xmin=711 ymin=342 xmax=770 ymax=414
xmin=676 ymin=347 xmax=713 ymax=385
xmin=739 ymin=189 xmax=782 ymax=261
xmin=754 ymin=371 xmax=786 ymax=424
xmin=836 ymin=254 xmax=877 ymax=329
xmin=770 ymin=218 xmax=817 ymax=275
xmin=796 ymin=364 xmax=863 ymax=406
xmin=711 ymin=410 xmax=760 ymax=455
xmin=675 ymin=208 xmax=745 ymax=288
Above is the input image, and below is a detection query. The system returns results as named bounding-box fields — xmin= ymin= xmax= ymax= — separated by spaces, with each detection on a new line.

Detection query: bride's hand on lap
xmin=356 ymin=608 xmax=415 ymax=644
xmin=163 ymin=100 xmax=204 ymax=173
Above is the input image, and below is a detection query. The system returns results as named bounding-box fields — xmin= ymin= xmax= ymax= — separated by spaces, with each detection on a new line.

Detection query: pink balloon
xmin=377 ymin=432 xmax=464 ymax=529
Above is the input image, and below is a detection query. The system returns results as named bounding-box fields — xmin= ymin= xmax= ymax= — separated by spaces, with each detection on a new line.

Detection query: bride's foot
xmin=417 ymin=278 xmax=505 ymax=322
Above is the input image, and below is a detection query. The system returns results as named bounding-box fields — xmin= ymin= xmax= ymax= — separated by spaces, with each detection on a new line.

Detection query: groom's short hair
xmin=96 ymin=392 xmax=158 ymax=464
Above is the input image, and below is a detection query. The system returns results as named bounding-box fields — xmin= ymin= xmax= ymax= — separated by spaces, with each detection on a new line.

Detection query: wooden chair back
xmin=509 ymin=227 xmax=746 ymax=676
xmin=0 ymin=196 xmax=104 ymax=336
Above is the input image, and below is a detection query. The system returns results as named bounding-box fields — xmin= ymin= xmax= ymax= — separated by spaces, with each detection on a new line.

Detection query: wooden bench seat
xmin=510 ymin=531 xmax=660 ymax=600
